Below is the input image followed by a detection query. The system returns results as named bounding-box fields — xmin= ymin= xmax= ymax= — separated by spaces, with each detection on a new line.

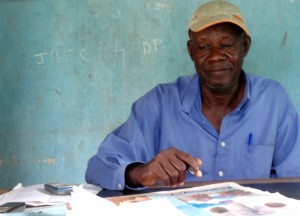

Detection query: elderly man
xmin=85 ymin=0 xmax=300 ymax=190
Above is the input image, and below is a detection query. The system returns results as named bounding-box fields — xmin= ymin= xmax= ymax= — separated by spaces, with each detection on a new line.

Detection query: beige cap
xmin=188 ymin=0 xmax=250 ymax=37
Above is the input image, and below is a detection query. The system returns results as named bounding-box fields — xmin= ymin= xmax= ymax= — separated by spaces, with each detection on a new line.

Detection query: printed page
xmin=106 ymin=182 xmax=300 ymax=216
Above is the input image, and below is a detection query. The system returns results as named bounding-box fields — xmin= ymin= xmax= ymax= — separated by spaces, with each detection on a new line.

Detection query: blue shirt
xmin=85 ymin=72 xmax=300 ymax=190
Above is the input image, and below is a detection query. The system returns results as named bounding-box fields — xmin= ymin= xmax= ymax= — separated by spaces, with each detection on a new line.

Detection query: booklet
xmin=106 ymin=182 xmax=300 ymax=216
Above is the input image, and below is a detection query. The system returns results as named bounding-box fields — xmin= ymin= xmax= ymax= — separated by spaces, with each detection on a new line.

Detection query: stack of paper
xmin=0 ymin=183 xmax=102 ymax=207
xmin=2 ymin=182 xmax=300 ymax=215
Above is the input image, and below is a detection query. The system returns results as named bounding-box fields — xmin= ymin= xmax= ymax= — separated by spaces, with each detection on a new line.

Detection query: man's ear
xmin=243 ymin=35 xmax=251 ymax=57
xmin=187 ymin=40 xmax=194 ymax=61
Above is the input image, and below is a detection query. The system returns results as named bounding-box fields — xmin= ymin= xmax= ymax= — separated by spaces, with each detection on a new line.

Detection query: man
xmin=85 ymin=0 xmax=300 ymax=190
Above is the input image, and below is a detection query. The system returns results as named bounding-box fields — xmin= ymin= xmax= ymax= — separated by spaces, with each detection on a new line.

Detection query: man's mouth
xmin=206 ymin=68 xmax=230 ymax=76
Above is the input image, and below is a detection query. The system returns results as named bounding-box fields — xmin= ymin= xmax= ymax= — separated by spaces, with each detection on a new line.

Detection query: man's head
xmin=187 ymin=0 xmax=251 ymax=94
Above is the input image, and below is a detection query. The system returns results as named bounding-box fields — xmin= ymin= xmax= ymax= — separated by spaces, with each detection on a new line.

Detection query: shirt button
xmin=118 ymin=183 xmax=122 ymax=189
xmin=218 ymin=171 xmax=224 ymax=177
xmin=220 ymin=141 xmax=226 ymax=148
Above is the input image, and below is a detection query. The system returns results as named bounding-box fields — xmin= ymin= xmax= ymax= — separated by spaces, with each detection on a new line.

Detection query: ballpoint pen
xmin=187 ymin=166 xmax=195 ymax=175
xmin=248 ymin=133 xmax=253 ymax=152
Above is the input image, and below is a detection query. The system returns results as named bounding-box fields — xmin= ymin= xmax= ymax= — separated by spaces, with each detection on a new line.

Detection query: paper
xmin=0 ymin=183 xmax=102 ymax=207
xmin=67 ymin=186 xmax=184 ymax=216
xmin=2 ymin=182 xmax=300 ymax=215
xmin=106 ymin=182 xmax=300 ymax=216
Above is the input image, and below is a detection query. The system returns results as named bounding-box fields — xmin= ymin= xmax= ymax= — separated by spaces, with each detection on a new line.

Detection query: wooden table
xmin=0 ymin=189 xmax=9 ymax=195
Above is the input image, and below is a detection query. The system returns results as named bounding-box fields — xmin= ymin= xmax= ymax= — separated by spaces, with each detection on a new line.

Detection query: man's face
xmin=187 ymin=23 xmax=251 ymax=94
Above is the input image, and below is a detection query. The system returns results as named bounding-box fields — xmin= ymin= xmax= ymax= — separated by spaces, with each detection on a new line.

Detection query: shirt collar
xmin=181 ymin=74 xmax=200 ymax=114
xmin=237 ymin=71 xmax=251 ymax=112
xmin=181 ymin=71 xmax=251 ymax=114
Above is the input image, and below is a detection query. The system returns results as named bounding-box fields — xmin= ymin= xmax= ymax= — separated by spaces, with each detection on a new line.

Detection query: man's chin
xmin=206 ymin=83 xmax=233 ymax=94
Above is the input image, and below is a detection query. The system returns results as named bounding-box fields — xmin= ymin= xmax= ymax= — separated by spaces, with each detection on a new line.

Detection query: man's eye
xmin=221 ymin=44 xmax=234 ymax=49
xmin=198 ymin=45 xmax=209 ymax=50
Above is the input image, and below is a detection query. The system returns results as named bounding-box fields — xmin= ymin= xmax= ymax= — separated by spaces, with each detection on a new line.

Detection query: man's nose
xmin=207 ymin=47 xmax=226 ymax=62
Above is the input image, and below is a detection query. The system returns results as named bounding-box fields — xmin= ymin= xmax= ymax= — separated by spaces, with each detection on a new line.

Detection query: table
xmin=98 ymin=177 xmax=300 ymax=200
xmin=0 ymin=189 xmax=9 ymax=195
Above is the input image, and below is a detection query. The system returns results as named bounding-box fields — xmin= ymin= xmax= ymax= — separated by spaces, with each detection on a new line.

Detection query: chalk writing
xmin=51 ymin=49 xmax=75 ymax=64
xmin=12 ymin=155 xmax=56 ymax=165
xmin=79 ymin=48 xmax=93 ymax=62
xmin=145 ymin=1 xmax=175 ymax=10
xmin=155 ymin=2 xmax=167 ymax=10
xmin=0 ymin=155 xmax=56 ymax=166
xmin=34 ymin=52 xmax=48 ymax=65
xmin=34 ymin=39 xmax=126 ymax=68
xmin=34 ymin=38 xmax=163 ymax=66
xmin=143 ymin=39 xmax=163 ymax=55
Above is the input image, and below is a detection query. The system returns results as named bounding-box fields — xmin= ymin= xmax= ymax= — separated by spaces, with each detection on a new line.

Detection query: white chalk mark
xmin=143 ymin=39 xmax=163 ymax=55
xmin=143 ymin=42 xmax=152 ymax=55
xmin=155 ymin=2 xmax=166 ymax=10
xmin=153 ymin=39 xmax=163 ymax=51
xmin=51 ymin=50 xmax=58 ymax=63
xmin=98 ymin=47 xmax=104 ymax=60
xmin=113 ymin=39 xmax=125 ymax=69
xmin=66 ymin=48 xmax=75 ymax=55
xmin=80 ymin=49 xmax=93 ymax=62
xmin=51 ymin=49 xmax=74 ymax=63
xmin=35 ymin=52 xmax=48 ymax=64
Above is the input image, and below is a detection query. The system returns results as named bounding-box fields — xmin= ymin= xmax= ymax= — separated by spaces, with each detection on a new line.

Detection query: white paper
xmin=67 ymin=186 xmax=184 ymax=216
xmin=118 ymin=199 xmax=186 ymax=216
xmin=0 ymin=183 xmax=102 ymax=207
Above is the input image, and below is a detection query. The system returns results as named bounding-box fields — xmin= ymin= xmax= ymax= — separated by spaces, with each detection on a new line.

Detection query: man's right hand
xmin=125 ymin=147 xmax=202 ymax=188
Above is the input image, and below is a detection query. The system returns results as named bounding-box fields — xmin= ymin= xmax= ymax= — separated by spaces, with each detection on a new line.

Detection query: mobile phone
xmin=44 ymin=183 xmax=74 ymax=195
xmin=0 ymin=202 xmax=26 ymax=213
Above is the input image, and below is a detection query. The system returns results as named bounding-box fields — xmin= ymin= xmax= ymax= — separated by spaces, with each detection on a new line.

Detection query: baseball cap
xmin=188 ymin=0 xmax=250 ymax=37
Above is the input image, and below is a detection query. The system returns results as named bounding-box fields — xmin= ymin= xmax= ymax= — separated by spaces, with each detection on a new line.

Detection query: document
xmin=0 ymin=183 xmax=102 ymax=207
xmin=3 ymin=182 xmax=300 ymax=215
xmin=68 ymin=185 xmax=184 ymax=216
xmin=105 ymin=182 xmax=300 ymax=216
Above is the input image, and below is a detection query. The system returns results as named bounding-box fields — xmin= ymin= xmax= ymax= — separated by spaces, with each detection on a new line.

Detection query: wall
xmin=0 ymin=0 xmax=299 ymax=188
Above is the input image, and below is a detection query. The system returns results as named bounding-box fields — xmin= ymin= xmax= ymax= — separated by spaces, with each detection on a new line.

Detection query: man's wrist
xmin=125 ymin=162 xmax=144 ymax=188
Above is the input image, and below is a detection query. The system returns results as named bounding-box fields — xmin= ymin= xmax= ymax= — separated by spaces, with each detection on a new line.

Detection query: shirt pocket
xmin=242 ymin=143 xmax=275 ymax=178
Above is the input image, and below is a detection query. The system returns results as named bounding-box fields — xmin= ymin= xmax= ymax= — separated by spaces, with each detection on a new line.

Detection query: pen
xmin=187 ymin=166 xmax=195 ymax=175
xmin=248 ymin=133 xmax=253 ymax=152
